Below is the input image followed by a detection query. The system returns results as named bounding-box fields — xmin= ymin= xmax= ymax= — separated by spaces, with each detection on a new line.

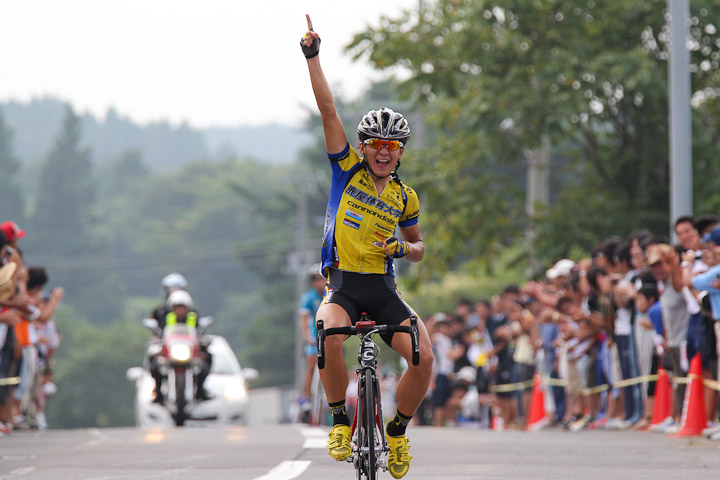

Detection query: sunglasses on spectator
xmin=363 ymin=138 xmax=404 ymax=151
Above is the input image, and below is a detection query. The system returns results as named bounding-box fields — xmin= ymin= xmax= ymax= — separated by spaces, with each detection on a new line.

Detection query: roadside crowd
xmin=421 ymin=214 xmax=720 ymax=437
xmin=0 ymin=221 xmax=63 ymax=436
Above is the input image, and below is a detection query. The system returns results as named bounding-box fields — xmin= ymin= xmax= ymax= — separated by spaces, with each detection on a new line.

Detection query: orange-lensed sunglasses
xmin=363 ymin=138 xmax=404 ymax=151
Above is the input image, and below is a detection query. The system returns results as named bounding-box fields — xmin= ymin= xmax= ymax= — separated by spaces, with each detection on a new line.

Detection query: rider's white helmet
xmin=166 ymin=290 xmax=193 ymax=310
xmin=161 ymin=273 xmax=188 ymax=296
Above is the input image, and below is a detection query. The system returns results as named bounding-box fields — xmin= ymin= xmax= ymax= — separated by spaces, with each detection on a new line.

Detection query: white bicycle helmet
xmin=166 ymin=290 xmax=194 ymax=310
xmin=357 ymin=107 xmax=411 ymax=144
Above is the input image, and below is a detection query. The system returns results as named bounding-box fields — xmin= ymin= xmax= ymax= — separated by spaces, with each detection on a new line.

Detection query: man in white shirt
xmin=647 ymin=243 xmax=690 ymax=425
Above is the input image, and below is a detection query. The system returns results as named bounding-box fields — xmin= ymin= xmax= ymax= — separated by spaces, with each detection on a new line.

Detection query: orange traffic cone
xmin=650 ymin=368 xmax=672 ymax=427
xmin=526 ymin=374 xmax=547 ymax=431
xmin=672 ymin=353 xmax=707 ymax=437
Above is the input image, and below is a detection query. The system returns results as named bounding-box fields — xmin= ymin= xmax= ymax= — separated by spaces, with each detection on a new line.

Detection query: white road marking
xmin=298 ymin=426 xmax=326 ymax=437
xmin=0 ymin=467 xmax=36 ymax=479
xmin=252 ymin=461 xmax=311 ymax=480
xmin=299 ymin=426 xmax=327 ymax=449
xmin=77 ymin=428 xmax=109 ymax=448
xmin=302 ymin=438 xmax=327 ymax=448
xmin=82 ymin=467 xmax=193 ymax=480
xmin=250 ymin=427 xmax=323 ymax=479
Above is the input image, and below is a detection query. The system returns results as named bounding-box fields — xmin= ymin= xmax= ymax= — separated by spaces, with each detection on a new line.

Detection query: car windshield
xmin=210 ymin=351 xmax=239 ymax=375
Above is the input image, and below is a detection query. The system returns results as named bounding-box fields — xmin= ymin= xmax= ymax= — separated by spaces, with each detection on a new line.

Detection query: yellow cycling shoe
xmin=327 ymin=424 xmax=352 ymax=460
xmin=386 ymin=433 xmax=412 ymax=479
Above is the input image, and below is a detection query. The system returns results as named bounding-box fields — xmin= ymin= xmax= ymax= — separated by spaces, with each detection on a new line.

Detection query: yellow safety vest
xmin=165 ymin=311 xmax=197 ymax=328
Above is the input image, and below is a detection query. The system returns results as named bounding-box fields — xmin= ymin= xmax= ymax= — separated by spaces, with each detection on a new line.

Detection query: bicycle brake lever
xmin=409 ymin=316 xmax=420 ymax=366
xmin=317 ymin=319 xmax=325 ymax=369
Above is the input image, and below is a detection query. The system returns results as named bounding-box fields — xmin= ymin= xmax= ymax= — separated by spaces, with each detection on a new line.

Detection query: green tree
xmin=347 ymin=0 xmax=720 ymax=272
xmin=97 ymin=149 xmax=149 ymax=199
xmin=239 ymin=299 xmax=296 ymax=387
xmin=0 ymin=109 xmax=25 ymax=225
xmin=31 ymin=106 xmax=98 ymax=255
xmin=44 ymin=309 xmax=148 ymax=428
xmin=27 ymin=107 xmax=128 ymax=323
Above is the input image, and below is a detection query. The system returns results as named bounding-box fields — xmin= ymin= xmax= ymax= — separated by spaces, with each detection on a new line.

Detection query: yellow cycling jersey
xmin=321 ymin=144 xmax=420 ymax=276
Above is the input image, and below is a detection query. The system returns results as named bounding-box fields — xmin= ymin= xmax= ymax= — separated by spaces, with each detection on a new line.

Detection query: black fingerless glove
xmin=300 ymin=32 xmax=321 ymax=58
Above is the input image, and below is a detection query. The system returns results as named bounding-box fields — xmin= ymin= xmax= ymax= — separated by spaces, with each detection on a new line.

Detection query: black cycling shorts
xmin=320 ymin=268 xmax=416 ymax=346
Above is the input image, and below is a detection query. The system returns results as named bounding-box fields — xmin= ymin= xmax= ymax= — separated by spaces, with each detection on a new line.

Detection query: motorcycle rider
xmin=148 ymin=273 xmax=189 ymax=404
xmin=163 ymin=290 xmax=213 ymax=401
xmin=149 ymin=288 xmax=213 ymax=403
xmin=152 ymin=273 xmax=188 ymax=327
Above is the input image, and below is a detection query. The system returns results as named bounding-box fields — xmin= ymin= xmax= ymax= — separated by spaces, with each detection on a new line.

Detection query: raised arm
xmin=37 ymin=287 xmax=64 ymax=324
xmin=301 ymin=14 xmax=348 ymax=154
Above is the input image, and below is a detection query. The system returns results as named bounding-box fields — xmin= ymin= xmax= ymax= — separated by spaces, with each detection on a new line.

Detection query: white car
xmin=127 ymin=334 xmax=258 ymax=426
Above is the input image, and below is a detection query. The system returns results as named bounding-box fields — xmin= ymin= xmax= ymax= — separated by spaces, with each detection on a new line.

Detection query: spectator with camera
xmin=684 ymin=221 xmax=720 ymax=424
xmin=0 ymin=259 xmax=21 ymax=435
xmin=606 ymin=239 xmax=643 ymax=427
xmin=0 ymin=222 xmax=25 ymax=250
xmin=674 ymin=216 xmax=718 ymax=419
xmin=646 ymin=243 xmax=690 ymax=430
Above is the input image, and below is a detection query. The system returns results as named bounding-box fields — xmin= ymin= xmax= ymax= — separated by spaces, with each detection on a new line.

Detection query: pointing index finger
xmin=306 ymin=14 xmax=313 ymax=31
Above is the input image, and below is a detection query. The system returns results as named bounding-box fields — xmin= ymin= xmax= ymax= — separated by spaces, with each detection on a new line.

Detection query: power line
xmin=25 ymin=241 xmax=296 ymax=279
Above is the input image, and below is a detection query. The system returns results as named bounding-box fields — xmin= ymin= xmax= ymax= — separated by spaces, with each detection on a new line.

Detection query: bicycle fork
xmin=350 ymin=339 xmax=389 ymax=473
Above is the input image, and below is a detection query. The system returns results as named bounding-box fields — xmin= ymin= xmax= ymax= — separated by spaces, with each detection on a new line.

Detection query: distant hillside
xmin=203 ymin=126 xmax=313 ymax=164
xmin=0 ymin=97 xmax=312 ymax=169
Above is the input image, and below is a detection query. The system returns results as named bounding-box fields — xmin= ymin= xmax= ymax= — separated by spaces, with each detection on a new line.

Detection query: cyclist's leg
xmin=317 ymin=301 xmax=354 ymax=460
xmin=384 ymin=317 xmax=431 ymax=479
xmin=368 ymin=275 xmax=434 ymax=417
xmin=391 ymin=317 xmax=434 ymax=416
xmin=316 ymin=302 xmax=352 ymax=405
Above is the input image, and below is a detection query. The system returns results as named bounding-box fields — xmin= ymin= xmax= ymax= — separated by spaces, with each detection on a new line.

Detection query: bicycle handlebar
xmin=316 ymin=315 xmax=420 ymax=369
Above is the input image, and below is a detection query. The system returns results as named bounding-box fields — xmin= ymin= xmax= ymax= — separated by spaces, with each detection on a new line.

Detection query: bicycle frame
xmin=317 ymin=314 xmax=419 ymax=480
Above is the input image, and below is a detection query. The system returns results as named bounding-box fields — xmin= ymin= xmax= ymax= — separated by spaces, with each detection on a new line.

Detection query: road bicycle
xmin=317 ymin=313 xmax=420 ymax=480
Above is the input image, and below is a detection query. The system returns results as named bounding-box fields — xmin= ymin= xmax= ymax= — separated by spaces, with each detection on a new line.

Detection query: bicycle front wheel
xmin=362 ymin=369 xmax=378 ymax=480
xmin=309 ymin=366 xmax=326 ymax=425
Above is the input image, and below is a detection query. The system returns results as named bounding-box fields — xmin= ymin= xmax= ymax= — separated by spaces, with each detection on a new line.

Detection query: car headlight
xmin=169 ymin=344 xmax=192 ymax=362
xmin=224 ymin=382 xmax=247 ymax=402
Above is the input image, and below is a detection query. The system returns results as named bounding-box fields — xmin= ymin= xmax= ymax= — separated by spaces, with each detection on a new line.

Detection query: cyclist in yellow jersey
xmin=301 ymin=15 xmax=433 ymax=479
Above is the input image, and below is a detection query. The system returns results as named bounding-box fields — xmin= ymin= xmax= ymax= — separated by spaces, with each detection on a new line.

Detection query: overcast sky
xmin=0 ymin=0 xmax=417 ymax=128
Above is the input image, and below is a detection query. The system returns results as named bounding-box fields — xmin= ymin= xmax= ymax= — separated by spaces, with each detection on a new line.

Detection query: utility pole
xmin=668 ymin=0 xmax=692 ymax=240
xmin=525 ymin=136 xmax=550 ymax=277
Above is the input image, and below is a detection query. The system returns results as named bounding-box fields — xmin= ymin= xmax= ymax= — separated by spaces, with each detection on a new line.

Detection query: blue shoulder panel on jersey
xmin=322 ymin=143 xmax=357 ymax=274
xmin=398 ymin=217 xmax=419 ymax=228
xmin=328 ymin=144 xmax=350 ymax=161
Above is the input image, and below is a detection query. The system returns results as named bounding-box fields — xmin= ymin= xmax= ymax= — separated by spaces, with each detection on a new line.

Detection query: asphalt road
xmin=1 ymin=425 xmax=720 ymax=479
